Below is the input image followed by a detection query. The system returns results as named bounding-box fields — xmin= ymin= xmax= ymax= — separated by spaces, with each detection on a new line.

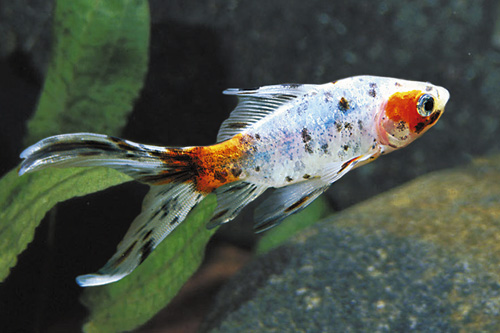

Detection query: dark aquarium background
xmin=1 ymin=0 xmax=500 ymax=331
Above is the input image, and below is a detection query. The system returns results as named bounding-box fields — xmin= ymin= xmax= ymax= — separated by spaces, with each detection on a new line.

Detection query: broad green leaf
xmin=0 ymin=0 xmax=149 ymax=284
xmin=25 ymin=0 xmax=150 ymax=145
xmin=256 ymin=196 xmax=332 ymax=255
xmin=81 ymin=195 xmax=217 ymax=333
xmin=0 ymin=167 xmax=132 ymax=282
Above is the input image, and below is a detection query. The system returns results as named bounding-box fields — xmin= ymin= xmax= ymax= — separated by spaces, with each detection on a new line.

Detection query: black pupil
xmin=423 ymin=97 xmax=434 ymax=112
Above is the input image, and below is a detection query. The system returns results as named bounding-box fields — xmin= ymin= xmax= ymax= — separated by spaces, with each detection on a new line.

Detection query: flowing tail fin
xmin=19 ymin=132 xmax=191 ymax=184
xmin=19 ymin=133 xmax=206 ymax=286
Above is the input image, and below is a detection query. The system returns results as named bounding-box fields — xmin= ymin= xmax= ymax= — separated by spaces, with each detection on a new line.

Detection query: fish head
xmin=376 ymin=81 xmax=450 ymax=151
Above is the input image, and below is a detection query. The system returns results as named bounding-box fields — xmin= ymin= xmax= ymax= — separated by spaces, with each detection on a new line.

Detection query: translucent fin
xmin=217 ymin=84 xmax=317 ymax=142
xmin=321 ymin=152 xmax=379 ymax=184
xmin=19 ymin=133 xmax=192 ymax=185
xmin=76 ymin=182 xmax=205 ymax=287
xmin=19 ymin=132 xmax=209 ymax=286
xmin=253 ymin=179 xmax=330 ymax=233
xmin=206 ymin=181 xmax=268 ymax=229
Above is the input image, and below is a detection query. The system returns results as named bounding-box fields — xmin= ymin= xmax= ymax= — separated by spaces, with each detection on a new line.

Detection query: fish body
xmin=19 ymin=75 xmax=449 ymax=286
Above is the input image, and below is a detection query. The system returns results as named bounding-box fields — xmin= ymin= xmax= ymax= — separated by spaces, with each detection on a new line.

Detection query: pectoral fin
xmin=207 ymin=181 xmax=267 ymax=229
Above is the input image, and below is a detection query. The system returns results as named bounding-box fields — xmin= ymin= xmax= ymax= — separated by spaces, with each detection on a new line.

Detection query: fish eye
xmin=417 ymin=94 xmax=435 ymax=117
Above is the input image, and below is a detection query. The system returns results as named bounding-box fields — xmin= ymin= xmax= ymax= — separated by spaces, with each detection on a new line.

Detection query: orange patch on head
xmin=385 ymin=90 xmax=426 ymax=132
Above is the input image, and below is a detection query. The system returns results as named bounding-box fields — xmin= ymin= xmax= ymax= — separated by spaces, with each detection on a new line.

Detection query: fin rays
xmin=19 ymin=133 xmax=196 ymax=185
xmin=76 ymin=182 xmax=205 ymax=287
xmin=217 ymin=84 xmax=317 ymax=142
xmin=207 ymin=181 xmax=268 ymax=229
xmin=254 ymin=179 xmax=330 ymax=233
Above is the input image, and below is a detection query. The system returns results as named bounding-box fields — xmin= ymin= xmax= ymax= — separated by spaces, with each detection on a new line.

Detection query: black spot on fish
xmin=151 ymin=209 xmax=162 ymax=219
xmin=344 ymin=122 xmax=353 ymax=131
xmin=358 ymin=120 xmax=364 ymax=130
xmin=231 ymin=167 xmax=242 ymax=178
xmin=255 ymin=166 xmax=261 ymax=172
xmin=414 ymin=122 xmax=426 ymax=133
xmin=210 ymin=209 xmax=229 ymax=222
xmin=115 ymin=241 xmax=137 ymax=265
xmin=303 ymin=174 xmax=311 ymax=179
xmin=338 ymin=97 xmax=350 ymax=112
xmin=139 ymin=240 xmax=155 ymax=265
xmin=169 ymin=215 xmax=180 ymax=226
xmin=304 ymin=144 xmax=314 ymax=154
xmin=228 ymin=122 xmax=248 ymax=129
xmin=285 ymin=176 xmax=293 ymax=182
xmin=109 ymin=136 xmax=139 ymax=152
xmin=214 ymin=170 xmax=228 ymax=183
xmin=343 ymin=145 xmax=349 ymax=151
xmin=149 ymin=150 xmax=164 ymax=158
xmin=339 ymin=162 xmax=350 ymax=172
xmin=52 ymin=140 xmax=114 ymax=153
xmin=428 ymin=110 xmax=441 ymax=125
xmin=301 ymin=128 xmax=312 ymax=143
xmin=143 ymin=230 xmax=153 ymax=241
xmin=368 ymin=83 xmax=377 ymax=98
xmin=284 ymin=195 xmax=310 ymax=213
xmin=255 ymin=133 xmax=261 ymax=140
xmin=335 ymin=122 xmax=343 ymax=132
xmin=321 ymin=143 xmax=329 ymax=153
xmin=239 ymin=87 xmax=260 ymax=92
xmin=339 ymin=157 xmax=357 ymax=173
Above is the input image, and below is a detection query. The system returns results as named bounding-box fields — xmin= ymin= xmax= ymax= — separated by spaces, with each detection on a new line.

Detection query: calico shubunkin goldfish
xmin=19 ymin=75 xmax=449 ymax=287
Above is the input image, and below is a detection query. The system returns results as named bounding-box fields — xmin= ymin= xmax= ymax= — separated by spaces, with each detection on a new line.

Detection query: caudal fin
xmin=20 ymin=133 xmax=205 ymax=286
xmin=19 ymin=133 xmax=192 ymax=184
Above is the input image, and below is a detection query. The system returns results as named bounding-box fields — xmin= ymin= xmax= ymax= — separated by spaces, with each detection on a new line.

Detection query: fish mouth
xmin=436 ymin=86 xmax=450 ymax=106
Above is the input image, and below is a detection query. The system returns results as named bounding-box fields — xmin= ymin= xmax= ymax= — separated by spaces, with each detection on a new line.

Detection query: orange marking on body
xmin=152 ymin=134 xmax=253 ymax=190
xmin=385 ymin=90 xmax=426 ymax=132
xmin=189 ymin=133 xmax=254 ymax=193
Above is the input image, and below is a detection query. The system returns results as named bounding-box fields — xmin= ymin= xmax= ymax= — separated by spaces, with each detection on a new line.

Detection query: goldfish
xmin=19 ymin=75 xmax=449 ymax=287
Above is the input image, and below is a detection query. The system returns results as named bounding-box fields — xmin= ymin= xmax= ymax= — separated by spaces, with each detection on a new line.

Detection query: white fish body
xmin=19 ymin=75 xmax=450 ymax=286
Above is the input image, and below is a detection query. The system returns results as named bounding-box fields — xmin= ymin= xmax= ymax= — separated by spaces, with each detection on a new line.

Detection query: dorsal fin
xmin=217 ymin=84 xmax=316 ymax=142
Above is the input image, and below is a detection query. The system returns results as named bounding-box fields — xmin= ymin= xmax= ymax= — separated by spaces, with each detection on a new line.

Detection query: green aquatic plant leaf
xmin=80 ymin=195 xmax=217 ymax=333
xmin=0 ymin=0 xmax=150 ymax=299
xmin=24 ymin=0 xmax=150 ymax=145
xmin=0 ymin=167 xmax=132 ymax=282
xmin=256 ymin=196 xmax=332 ymax=255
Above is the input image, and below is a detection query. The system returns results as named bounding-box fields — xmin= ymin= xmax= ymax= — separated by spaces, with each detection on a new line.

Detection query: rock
xmin=200 ymin=155 xmax=500 ymax=332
